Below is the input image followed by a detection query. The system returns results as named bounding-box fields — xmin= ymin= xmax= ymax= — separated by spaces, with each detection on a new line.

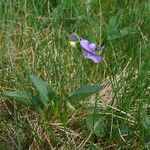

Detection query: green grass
xmin=0 ymin=0 xmax=150 ymax=149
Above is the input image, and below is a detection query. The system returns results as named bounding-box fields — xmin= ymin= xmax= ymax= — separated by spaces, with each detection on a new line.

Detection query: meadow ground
xmin=0 ymin=0 xmax=150 ymax=149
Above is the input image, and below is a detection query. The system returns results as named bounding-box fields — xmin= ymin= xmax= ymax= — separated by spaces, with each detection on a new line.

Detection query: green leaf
xmin=2 ymin=91 xmax=43 ymax=108
xmin=107 ymin=27 xmax=135 ymax=40
xmin=29 ymin=74 xmax=57 ymax=105
xmin=69 ymin=85 xmax=103 ymax=105
xmin=120 ymin=27 xmax=135 ymax=36
xmin=86 ymin=115 xmax=106 ymax=137
xmin=107 ymin=29 xmax=122 ymax=40
xmin=106 ymin=10 xmax=123 ymax=34
xmin=106 ymin=10 xmax=135 ymax=40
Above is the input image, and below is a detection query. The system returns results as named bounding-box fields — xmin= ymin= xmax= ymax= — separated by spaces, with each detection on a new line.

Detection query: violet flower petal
xmin=80 ymin=39 xmax=92 ymax=52
xmin=89 ymin=43 xmax=96 ymax=51
xmin=83 ymin=51 xmax=102 ymax=63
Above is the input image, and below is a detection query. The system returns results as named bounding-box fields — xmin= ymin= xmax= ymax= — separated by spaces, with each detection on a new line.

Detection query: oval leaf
xmin=2 ymin=91 xmax=43 ymax=108
xmin=86 ymin=115 xmax=106 ymax=137
xmin=29 ymin=74 xmax=58 ymax=105
xmin=69 ymin=85 xmax=103 ymax=105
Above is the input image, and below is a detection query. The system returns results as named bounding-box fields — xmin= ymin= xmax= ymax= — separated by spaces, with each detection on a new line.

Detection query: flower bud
xmin=70 ymin=41 xmax=76 ymax=47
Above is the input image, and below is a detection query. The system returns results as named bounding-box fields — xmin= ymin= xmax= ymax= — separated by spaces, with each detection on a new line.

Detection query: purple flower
xmin=80 ymin=39 xmax=104 ymax=63
xmin=70 ymin=35 xmax=78 ymax=41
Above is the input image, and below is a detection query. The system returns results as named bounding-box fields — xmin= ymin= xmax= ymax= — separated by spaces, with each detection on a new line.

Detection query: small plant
xmin=1 ymin=34 xmax=106 ymax=148
xmin=2 ymin=74 xmax=103 ymax=112
xmin=105 ymin=10 xmax=135 ymax=40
